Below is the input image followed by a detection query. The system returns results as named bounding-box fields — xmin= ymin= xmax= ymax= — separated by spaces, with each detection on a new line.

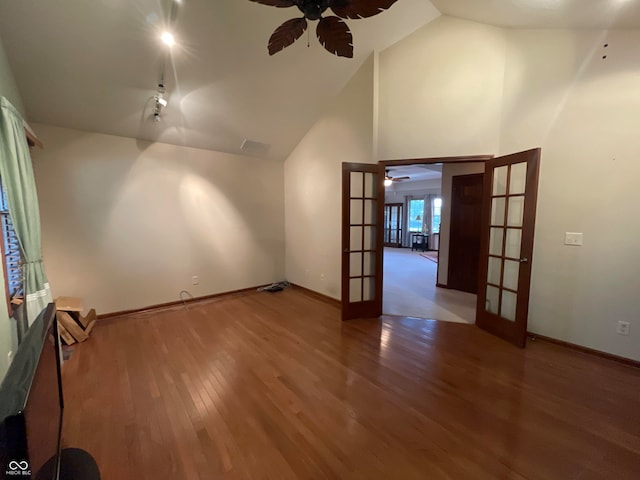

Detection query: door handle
xmin=520 ymin=258 xmax=528 ymax=263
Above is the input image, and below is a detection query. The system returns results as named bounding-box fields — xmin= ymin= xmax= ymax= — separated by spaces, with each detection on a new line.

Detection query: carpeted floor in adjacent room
xmin=382 ymin=247 xmax=476 ymax=323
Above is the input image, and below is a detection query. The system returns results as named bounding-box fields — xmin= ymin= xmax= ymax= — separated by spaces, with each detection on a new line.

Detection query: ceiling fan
xmin=384 ymin=169 xmax=410 ymax=186
xmin=249 ymin=0 xmax=399 ymax=58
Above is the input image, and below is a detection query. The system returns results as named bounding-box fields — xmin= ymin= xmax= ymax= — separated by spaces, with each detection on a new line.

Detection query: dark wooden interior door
xmin=476 ymin=149 xmax=541 ymax=347
xmin=341 ymin=163 xmax=384 ymax=321
xmin=383 ymin=203 xmax=403 ymax=247
xmin=448 ymin=173 xmax=484 ymax=294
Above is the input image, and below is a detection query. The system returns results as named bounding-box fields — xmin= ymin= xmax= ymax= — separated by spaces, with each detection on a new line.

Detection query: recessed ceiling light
xmin=161 ymin=32 xmax=175 ymax=47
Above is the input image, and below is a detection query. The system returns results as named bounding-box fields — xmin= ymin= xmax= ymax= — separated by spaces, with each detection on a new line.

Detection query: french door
xmin=476 ymin=149 xmax=541 ymax=347
xmin=383 ymin=203 xmax=403 ymax=247
xmin=341 ymin=163 xmax=384 ymax=321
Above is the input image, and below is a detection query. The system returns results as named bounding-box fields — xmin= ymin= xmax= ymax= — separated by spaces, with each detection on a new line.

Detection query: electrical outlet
xmin=616 ymin=321 xmax=630 ymax=336
xmin=192 ymin=275 xmax=199 ymax=285
xmin=7 ymin=350 xmax=13 ymax=366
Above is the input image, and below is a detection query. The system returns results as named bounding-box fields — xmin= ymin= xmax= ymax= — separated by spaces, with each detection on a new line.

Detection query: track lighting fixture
xmin=153 ymin=83 xmax=167 ymax=122
xmin=150 ymin=0 xmax=179 ymax=122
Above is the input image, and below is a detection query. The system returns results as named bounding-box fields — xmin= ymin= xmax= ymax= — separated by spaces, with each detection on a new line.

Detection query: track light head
xmin=152 ymin=83 xmax=167 ymax=122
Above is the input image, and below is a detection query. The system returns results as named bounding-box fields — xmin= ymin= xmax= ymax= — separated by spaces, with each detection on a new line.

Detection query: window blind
xmin=0 ymin=184 xmax=23 ymax=297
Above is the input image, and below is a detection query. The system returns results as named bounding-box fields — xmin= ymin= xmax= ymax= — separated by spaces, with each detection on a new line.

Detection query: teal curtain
xmin=0 ymin=97 xmax=51 ymax=324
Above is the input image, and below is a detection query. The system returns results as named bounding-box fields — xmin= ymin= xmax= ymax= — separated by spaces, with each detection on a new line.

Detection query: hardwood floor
xmin=61 ymin=288 xmax=640 ymax=479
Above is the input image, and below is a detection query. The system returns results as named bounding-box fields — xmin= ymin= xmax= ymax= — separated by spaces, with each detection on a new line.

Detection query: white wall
xmin=437 ymin=163 xmax=485 ymax=286
xmin=31 ymin=125 xmax=285 ymax=314
xmin=0 ymin=36 xmax=25 ymax=118
xmin=377 ymin=16 xmax=506 ymax=160
xmin=376 ymin=19 xmax=640 ymax=360
xmin=284 ymin=56 xmax=375 ymax=299
xmin=0 ymin=35 xmax=23 ymax=378
xmin=500 ymin=29 xmax=640 ymax=361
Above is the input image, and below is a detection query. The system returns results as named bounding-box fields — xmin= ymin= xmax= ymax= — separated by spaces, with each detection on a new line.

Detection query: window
xmin=408 ymin=199 xmax=424 ymax=232
xmin=0 ymin=183 xmax=23 ymax=306
xmin=432 ymin=197 xmax=442 ymax=234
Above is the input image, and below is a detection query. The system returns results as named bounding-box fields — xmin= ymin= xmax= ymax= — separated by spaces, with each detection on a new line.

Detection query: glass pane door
xmin=384 ymin=203 xmax=403 ymax=248
xmin=476 ymin=149 xmax=541 ymax=347
xmin=484 ymin=162 xmax=527 ymax=321
xmin=342 ymin=163 xmax=384 ymax=320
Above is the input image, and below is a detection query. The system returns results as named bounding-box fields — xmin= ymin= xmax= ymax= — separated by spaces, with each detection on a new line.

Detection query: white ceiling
xmin=387 ymin=164 xmax=442 ymax=183
xmin=1 ymin=0 xmax=639 ymax=160
xmin=430 ymin=0 xmax=640 ymax=29
xmin=0 ymin=0 xmax=439 ymax=160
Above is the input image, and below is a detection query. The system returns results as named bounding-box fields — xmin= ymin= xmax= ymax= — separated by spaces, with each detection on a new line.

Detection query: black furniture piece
xmin=0 ymin=303 xmax=100 ymax=480
xmin=38 ymin=449 xmax=100 ymax=480
xmin=411 ymin=233 xmax=429 ymax=252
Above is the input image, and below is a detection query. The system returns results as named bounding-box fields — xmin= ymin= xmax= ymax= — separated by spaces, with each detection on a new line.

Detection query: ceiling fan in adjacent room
xmin=249 ymin=0 xmax=399 ymax=58
xmin=384 ymin=169 xmax=410 ymax=186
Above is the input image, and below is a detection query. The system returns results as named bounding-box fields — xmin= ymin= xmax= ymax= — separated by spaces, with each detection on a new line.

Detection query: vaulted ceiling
xmin=1 ymin=0 xmax=639 ymax=160
xmin=0 ymin=0 xmax=439 ymax=159
xmin=431 ymin=0 xmax=640 ymax=29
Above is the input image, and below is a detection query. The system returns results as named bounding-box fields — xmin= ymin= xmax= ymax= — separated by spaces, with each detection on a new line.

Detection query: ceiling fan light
xmin=384 ymin=178 xmax=393 ymax=187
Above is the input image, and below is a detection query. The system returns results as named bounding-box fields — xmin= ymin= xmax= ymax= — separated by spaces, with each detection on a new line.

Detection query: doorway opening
xmin=380 ymin=156 xmax=490 ymax=324
xmin=342 ymin=150 xmax=540 ymax=347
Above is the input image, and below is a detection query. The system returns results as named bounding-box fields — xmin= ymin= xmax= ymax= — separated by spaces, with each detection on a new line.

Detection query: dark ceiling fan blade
xmin=249 ymin=0 xmax=296 ymax=7
xmin=329 ymin=0 xmax=398 ymax=19
xmin=393 ymin=176 xmax=410 ymax=181
xmin=268 ymin=18 xmax=308 ymax=55
xmin=316 ymin=16 xmax=353 ymax=58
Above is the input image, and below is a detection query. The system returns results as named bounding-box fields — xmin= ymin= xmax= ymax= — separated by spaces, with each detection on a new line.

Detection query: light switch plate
xmin=564 ymin=232 xmax=583 ymax=246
